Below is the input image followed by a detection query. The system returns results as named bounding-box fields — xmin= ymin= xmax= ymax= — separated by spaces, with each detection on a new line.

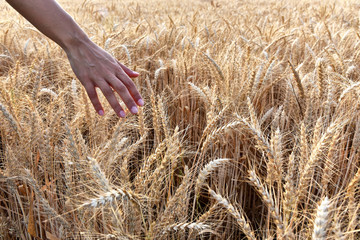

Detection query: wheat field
xmin=0 ymin=0 xmax=360 ymax=239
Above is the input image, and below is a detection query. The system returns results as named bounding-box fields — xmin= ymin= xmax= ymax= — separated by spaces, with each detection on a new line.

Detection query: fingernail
xmin=98 ymin=110 xmax=104 ymax=116
xmin=138 ymin=99 xmax=144 ymax=106
xmin=133 ymin=71 xmax=140 ymax=75
xmin=119 ymin=110 xmax=126 ymax=118
xmin=131 ymin=106 xmax=138 ymax=114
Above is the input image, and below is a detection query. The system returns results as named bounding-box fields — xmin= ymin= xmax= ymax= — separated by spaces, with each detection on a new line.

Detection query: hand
xmin=65 ymin=39 xmax=144 ymax=118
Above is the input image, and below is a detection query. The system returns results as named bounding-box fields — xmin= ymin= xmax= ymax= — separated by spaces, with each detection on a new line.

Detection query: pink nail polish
xmin=138 ymin=99 xmax=144 ymax=106
xmin=131 ymin=106 xmax=138 ymax=114
xmin=98 ymin=110 xmax=104 ymax=116
xmin=119 ymin=111 xmax=126 ymax=118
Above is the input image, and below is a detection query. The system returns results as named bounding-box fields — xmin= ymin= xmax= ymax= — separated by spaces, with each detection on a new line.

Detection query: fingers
xmin=117 ymin=61 xmax=139 ymax=78
xmin=84 ymin=83 xmax=104 ymax=116
xmin=117 ymin=61 xmax=144 ymax=106
xmin=116 ymin=67 xmax=144 ymax=107
xmin=97 ymin=81 xmax=126 ymax=118
xmin=108 ymin=76 xmax=139 ymax=115
xmin=86 ymin=69 xmax=142 ymax=118
xmin=82 ymin=61 xmax=143 ymax=118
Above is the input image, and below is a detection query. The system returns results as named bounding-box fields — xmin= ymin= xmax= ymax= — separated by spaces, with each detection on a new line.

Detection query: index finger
xmin=116 ymin=62 xmax=144 ymax=107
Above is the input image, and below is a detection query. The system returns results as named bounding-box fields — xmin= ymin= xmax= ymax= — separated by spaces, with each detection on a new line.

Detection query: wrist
xmin=61 ymin=30 xmax=93 ymax=54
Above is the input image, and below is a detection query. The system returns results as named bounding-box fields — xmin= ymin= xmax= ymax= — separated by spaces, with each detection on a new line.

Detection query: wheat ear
xmin=312 ymin=197 xmax=331 ymax=240
xmin=297 ymin=121 xmax=341 ymax=201
xmin=267 ymin=128 xmax=283 ymax=184
xmin=321 ymin=133 xmax=339 ymax=195
xmin=161 ymin=222 xmax=210 ymax=235
xmin=209 ymin=188 xmax=256 ymax=240
xmin=338 ymin=82 xmax=360 ymax=103
xmin=146 ymin=76 xmax=162 ymax=144
xmin=248 ymin=170 xmax=284 ymax=236
xmin=87 ymin=156 xmax=111 ymax=191
xmin=195 ymin=158 xmax=231 ymax=195
xmin=288 ymin=60 xmax=305 ymax=99
xmin=80 ymin=188 xmax=139 ymax=208
xmin=0 ymin=103 xmax=19 ymax=136
xmin=316 ymin=58 xmax=325 ymax=99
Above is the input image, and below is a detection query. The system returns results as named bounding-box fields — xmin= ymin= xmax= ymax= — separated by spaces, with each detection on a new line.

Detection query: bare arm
xmin=6 ymin=0 xmax=144 ymax=117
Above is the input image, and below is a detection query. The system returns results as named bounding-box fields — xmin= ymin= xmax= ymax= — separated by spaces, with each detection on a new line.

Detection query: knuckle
xmin=117 ymin=71 xmax=130 ymax=82
xmin=115 ymin=83 xmax=127 ymax=93
xmin=102 ymin=87 xmax=113 ymax=96
xmin=119 ymin=76 xmax=138 ymax=93
xmin=78 ymin=72 xmax=88 ymax=80
xmin=124 ymin=97 xmax=136 ymax=107
xmin=105 ymin=93 xmax=120 ymax=109
xmin=124 ymin=79 xmax=135 ymax=89
xmin=111 ymin=102 xmax=121 ymax=112
xmin=112 ymin=62 xmax=120 ymax=69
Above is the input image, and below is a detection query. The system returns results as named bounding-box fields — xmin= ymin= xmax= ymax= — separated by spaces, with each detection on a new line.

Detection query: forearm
xmin=6 ymin=0 xmax=90 ymax=52
xmin=6 ymin=0 xmax=143 ymax=117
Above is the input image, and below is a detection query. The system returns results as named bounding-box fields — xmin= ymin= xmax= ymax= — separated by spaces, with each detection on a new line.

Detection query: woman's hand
xmin=66 ymin=40 xmax=144 ymax=117
xmin=6 ymin=0 xmax=144 ymax=117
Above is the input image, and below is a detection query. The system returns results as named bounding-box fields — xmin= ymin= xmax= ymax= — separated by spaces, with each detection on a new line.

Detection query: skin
xmin=5 ymin=0 xmax=144 ymax=118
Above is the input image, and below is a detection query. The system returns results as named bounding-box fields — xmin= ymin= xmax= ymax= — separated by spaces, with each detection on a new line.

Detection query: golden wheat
xmin=0 ymin=0 xmax=360 ymax=239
